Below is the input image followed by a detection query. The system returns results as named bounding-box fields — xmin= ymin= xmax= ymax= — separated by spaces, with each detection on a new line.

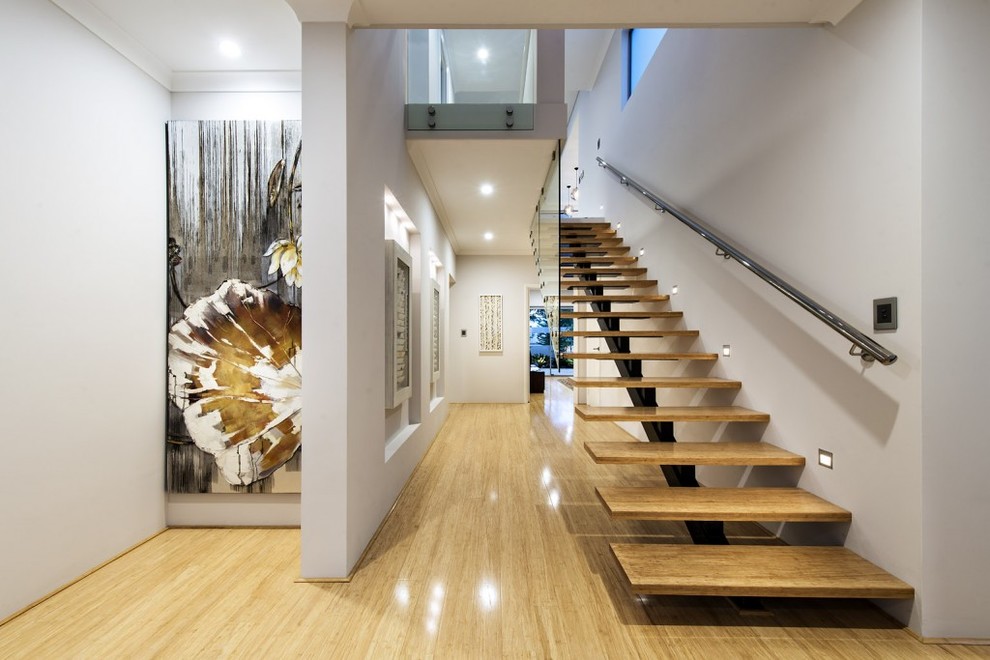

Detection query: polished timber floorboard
xmin=1 ymin=380 xmax=985 ymax=658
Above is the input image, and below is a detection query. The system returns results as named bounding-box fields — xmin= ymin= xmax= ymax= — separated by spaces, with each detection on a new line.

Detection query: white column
xmin=300 ymin=21 xmax=350 ymax=578
xmin=920 ymin=0 xmax=990 ymax=640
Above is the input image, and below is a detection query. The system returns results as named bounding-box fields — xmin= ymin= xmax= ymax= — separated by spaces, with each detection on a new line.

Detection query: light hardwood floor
xmin=1 ymin=379 xmax=986 ymax=658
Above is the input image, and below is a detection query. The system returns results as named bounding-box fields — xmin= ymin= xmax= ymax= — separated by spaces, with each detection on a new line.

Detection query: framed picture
xmin=479 ymin=294 xmax=503 ymax=353
xmin=431 ymin=280 xmax=441 ymax=383
xmin=386 ymin=240 xmax=413 ymax=409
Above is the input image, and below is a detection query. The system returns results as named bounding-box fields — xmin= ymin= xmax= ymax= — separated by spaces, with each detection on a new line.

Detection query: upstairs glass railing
xmin=530 ymin=142 xmax=562 ymax=369
xmin=406 ymin=29 xmax=537 ymax=131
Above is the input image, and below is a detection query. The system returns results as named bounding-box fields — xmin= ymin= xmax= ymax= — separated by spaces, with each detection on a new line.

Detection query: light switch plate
xmin=874 ymin=297 xmax=897 ymax=331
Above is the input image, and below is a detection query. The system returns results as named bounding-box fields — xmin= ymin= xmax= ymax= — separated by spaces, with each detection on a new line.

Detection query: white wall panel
xmin=0 ymin=0 xmax=170 ymax=621
xmin=448 ymin=256 xmax=539 ymax=403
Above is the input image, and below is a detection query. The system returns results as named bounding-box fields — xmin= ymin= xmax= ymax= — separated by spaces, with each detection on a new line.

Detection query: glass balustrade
xmin=530 ymin=141 xmax=563 ymax=372
xmin=407 ymin=29 xmax=538 ymax=131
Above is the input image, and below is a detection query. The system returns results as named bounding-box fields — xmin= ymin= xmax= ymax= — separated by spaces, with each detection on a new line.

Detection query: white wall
xmin=920 ymin=0 xmax=990 ymax=640
xmin=165 ymin=91 xmax=303 ymax=528
xmin=170 ymin=92 xmax=301 ymax=120
xmin=301 ymin=26 xmax=456 ymax=577
xmin=570 ymin=0 xmax=925 ymax=628
xmin=0 ymin=0 xmax=170 ymax=621
xmin=448 ymin=256 xmax=538 ymax=403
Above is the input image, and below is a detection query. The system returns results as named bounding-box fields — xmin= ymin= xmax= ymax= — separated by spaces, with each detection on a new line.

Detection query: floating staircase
xmin=558 ymin=220 xmax=914 ymax=602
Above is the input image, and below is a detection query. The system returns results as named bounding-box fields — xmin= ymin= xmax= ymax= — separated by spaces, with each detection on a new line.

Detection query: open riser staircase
xmin=556 ymin=220 xmax=914 ymax=603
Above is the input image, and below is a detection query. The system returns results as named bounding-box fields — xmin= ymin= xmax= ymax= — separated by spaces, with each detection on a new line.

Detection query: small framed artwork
xmin=386 ymin=240 xmax=413 ymax=409
xmin=431 ymin=280 xmax=441 ymax=383
xmin=479 ymin=294 xmax=503 ymax=353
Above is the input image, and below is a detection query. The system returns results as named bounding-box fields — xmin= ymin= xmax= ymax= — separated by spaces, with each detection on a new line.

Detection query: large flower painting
xmin=166 ymin=120 xmax=302 ymax=493
xmin=168 ymin=280 xmax=301 ymax=486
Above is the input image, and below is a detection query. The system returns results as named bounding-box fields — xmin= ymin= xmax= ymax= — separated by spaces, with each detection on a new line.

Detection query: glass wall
xmin=407 ymin=29 xmax=537 ymax=104
xmin=530 ymin=141 xmax=563 ymax=373
xmin=529 ymin=306 xmax=573 ymax=374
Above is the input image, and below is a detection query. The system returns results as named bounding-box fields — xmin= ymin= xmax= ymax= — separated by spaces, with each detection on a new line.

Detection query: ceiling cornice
xmin=51 ymin=0 xmax=172 ymax=89
xmin=285 ymin=0 xmax=863 ymax=28
xmin=283 ymin=0 xmax=354 ymax=23
xmin=50 ymin=0 xmax=303 ymax=92
xmin=406 ymin=141 xmax=463 ymax=255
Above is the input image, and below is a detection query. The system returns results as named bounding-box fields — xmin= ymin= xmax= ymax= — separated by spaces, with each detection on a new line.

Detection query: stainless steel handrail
xmin=597 ymin=156 xmax=897 ymax=365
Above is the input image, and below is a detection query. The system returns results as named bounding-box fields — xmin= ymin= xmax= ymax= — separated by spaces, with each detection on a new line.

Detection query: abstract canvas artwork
xmin=431 ymin=281 xmax=441 ymax=383
xmin=166 ymin=120 xmax=302 ymax=493
xmin=386 ymin=240 xmax=413 ymax=408
xmin=479 ymin=294 xmax=503 ymax=352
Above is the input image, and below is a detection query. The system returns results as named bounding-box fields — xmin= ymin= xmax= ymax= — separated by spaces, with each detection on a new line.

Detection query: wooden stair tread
xmin=575 ymin=404 xmax=769 ymax=423
xmin=561 ymin=268 xmax=648 ymax=276
xmin=560 ymin=229 xmax=617 ymax=236
xmin=609 ymin=544 xmax=914 ymax=599
xmin=570 ymin=376 xmax=740 ymax=389
xmin=568 ymin=352 xmax=718 ymax=360
xmin=562 ymin=311 xmax=682 ymax=319
xmin=562 ymin=330 xmax=699 ymax=338
xmin=560 ymin=222 xmax=611 ymax=229
xmin=559 ymin=233 xmax=618 ymax=240
xmin=560 ymin=238 xmax=624 ymax=246
xmin=596 ymin=487 xmax=849 ymax=522
xmin=562 ymin=279 xmax=657 ymax=289
xmin=584 ymin=441 xmax=802 ymax=466
xmin=560 ymin=294 xmax=669 ymax=302
xmin=559 ymin=256 xmax=639 ymax=264
xmin=560 ymin=247 xmax=631 ymax=255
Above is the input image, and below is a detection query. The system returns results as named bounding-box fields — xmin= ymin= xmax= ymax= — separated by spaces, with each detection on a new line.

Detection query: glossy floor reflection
xmin=1 ymin=379 xmax=984 ymax=658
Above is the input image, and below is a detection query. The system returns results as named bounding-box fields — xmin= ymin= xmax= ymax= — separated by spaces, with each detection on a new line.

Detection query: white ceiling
xmin=51 ymin=0 xmax=302 ymax=90
xmin=407 ymin=139 xmax=557 ymax=255
xmin=50 ymin=0 xmax=862 ymax=256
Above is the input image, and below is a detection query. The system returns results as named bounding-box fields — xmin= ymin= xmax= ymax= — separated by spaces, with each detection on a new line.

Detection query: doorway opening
xmin=529 ymin=305 xmax=574 ymax=376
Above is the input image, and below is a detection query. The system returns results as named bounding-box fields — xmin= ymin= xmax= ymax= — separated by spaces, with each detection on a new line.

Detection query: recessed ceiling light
xmin=218 ymin=39 xmax=242 ymax=59
xmin=480 ymin=183 xmax=494 ymax=196
xmin=484 ymin=232 xmax=494 ymax=241
xmin=477 ymin=47 xmax=490 ymax=62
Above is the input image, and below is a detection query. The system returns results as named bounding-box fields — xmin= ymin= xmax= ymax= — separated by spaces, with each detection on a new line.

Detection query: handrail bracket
xmin=849 ymin=344 xmax=877 ymax=363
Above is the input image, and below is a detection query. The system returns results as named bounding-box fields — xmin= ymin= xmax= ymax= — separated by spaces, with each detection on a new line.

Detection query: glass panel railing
xmin=531 ymin=141 xmax=563 ymax=372
xmin=406 ymin=29 xmax=538 ymax=131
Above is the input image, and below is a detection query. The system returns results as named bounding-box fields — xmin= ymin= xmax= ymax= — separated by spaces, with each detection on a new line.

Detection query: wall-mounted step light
xmin=671 ymin=285 xmax=679 ymax=295
xmin=818 ymin=449 xmax=834 ymax=469
xmin=722 ymin=345 xmax=731 ymax=357
xmin=639 ymin=248 xmax=645 ymax=256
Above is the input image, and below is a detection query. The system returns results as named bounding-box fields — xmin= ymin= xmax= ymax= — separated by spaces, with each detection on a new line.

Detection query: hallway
xmin=0 ymin=380 xmax=978 ymax=658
